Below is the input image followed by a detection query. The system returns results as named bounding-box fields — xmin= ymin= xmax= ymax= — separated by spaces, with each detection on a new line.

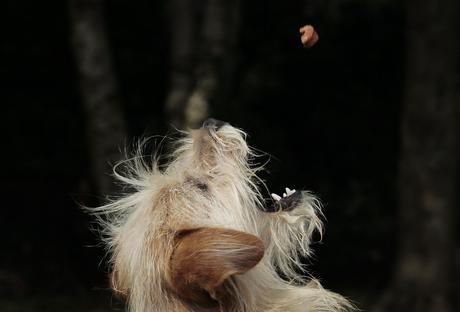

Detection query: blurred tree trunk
xmin=184 ymin=0 xmax=240 ymax=128
xmin=165 ymin=0 xmax=198 ymax=128
xmin=166 ymin=0 xmax=240 ymax=129
xmin=372 ymin=0 xmax=459 ymax=311
xmin=69 ymin=0 xmax=126 ymax=197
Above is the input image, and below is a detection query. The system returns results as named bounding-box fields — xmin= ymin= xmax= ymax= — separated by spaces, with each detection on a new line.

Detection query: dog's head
xmin=97 ymin=119 xmax=351 ymax=312
xmin=105 ymin=119 xmax=266 ymax=310
xmin=146 ymin=119 xmax=264 ymax=230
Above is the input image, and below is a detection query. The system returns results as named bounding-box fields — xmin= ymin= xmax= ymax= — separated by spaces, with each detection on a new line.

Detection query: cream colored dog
xmin=94 ymin=119 xmax=353 ymax=312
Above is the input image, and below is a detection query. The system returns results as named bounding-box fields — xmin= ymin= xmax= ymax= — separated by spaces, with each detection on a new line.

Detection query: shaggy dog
xmin=94 ymin=119 xmax=354 ymax=312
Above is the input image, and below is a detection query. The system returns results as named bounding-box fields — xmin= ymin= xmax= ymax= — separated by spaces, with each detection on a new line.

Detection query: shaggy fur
xmin=93 ymin=121 xmax=354 ymax=312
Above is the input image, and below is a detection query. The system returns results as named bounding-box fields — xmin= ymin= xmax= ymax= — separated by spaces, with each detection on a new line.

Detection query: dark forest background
xmin=2 ymin=0 xmax=459 ymax=311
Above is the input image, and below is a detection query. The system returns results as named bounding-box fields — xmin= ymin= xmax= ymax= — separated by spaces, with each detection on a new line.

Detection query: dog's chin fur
xmin=93 ymin=125 xmax=354 ymax=312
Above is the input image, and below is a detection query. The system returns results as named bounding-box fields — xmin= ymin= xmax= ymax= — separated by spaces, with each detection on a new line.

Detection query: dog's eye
xmin=195 ymin=181 xmax=208 ymax=192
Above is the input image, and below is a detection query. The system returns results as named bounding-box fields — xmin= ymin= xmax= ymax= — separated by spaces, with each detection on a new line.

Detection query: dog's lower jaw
xmin=259 ymin=191 xmax=324 ymax=281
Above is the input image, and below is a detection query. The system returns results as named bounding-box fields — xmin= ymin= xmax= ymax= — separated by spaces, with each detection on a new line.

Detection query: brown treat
xmin=299 ymin=25 xmax=319 ymax=48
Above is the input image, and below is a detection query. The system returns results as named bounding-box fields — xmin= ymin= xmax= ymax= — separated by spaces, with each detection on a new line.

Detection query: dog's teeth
xmin=285 ymin=187 xmax=291 ymax=193
xmin=271 ymin=193 xmax=282 ymax=201
xmin=283 ymin=193 xmax=287 ymax=197
xmin=287 ymin=188 xmax=296 ymax=196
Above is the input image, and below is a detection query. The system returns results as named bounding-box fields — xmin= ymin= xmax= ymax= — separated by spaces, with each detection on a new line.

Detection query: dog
xmin=93 ymin=119 xmax=354 ymax=312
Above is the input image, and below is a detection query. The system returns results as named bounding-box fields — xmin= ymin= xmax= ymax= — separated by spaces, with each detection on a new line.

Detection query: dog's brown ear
xmin=169 ymin=228 xmax=265 ymax=306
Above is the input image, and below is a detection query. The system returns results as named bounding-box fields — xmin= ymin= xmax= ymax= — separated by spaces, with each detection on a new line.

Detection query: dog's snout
xmin=202 ymin=118 xmax=228 ymax=130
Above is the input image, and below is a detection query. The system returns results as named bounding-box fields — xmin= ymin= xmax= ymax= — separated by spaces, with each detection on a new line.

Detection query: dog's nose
xmin=202 ymin=118 xmax=228 ymax=130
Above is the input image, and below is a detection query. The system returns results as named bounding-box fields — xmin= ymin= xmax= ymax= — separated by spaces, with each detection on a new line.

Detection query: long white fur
xmin=92 ymin=125 xmax=354 ymax=312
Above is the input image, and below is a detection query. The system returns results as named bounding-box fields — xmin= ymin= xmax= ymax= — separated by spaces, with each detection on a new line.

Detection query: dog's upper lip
xmin=202 ymin=118 xmax=228 ymax=130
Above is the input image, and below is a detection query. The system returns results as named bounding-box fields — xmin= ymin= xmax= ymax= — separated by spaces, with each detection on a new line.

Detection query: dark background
xmin=2 ymin=0 xmax=458 ymax=311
